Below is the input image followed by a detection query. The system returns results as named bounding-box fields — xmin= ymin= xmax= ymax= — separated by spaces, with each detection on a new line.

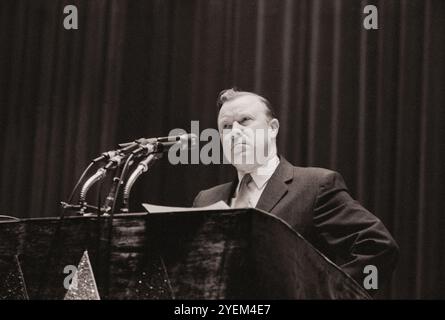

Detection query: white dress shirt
xmin=230 ymin=155 xmax=280 ymax=208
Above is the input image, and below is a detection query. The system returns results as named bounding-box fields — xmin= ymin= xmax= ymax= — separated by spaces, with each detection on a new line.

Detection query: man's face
xmin=217 ymin=95 xmax=277 ymax=173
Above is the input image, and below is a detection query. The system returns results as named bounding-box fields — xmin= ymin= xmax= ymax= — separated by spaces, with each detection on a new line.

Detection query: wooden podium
xmin=0 ymin=209 xmax=370 ymax=299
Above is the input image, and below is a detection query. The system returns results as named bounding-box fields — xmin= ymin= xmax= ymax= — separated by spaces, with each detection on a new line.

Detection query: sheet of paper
xmin=142 ymin=200 xmax=230 ymax=213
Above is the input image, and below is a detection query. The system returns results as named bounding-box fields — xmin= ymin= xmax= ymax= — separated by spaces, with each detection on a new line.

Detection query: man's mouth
xmin=231 ymin=142 xmax=248 ymax=152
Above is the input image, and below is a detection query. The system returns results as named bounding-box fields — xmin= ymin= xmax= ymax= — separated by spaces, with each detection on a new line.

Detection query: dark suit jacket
xmin=193 ymin=156 xmax=399 ymax=291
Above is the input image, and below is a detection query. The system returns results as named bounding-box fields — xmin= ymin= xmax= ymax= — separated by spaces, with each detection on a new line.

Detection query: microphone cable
xmin=110 ymin=153 xmax=135 ymax=217
xmin=60 ymin=161 xmax=95 ymax=219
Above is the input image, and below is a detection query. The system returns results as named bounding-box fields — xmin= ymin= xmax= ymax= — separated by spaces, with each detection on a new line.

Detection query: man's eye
xmin=223 ymin=124 xmax=231 ymax=129
xmin=241 ymin=117 xmax=252 ymax=123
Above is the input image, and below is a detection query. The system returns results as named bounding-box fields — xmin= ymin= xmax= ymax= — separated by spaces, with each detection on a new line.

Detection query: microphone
xmin=151 ymin=133 xmax=197 ymax=144
xmin=93 ymin=133 xmax=197 ymax=163
xmin=118 ymin=133 xmax=198 ymax=149
xmin=92 ymin=143 xmax=143 ymax=163
xmin=92 ymin=136 xmax=158 ymax=163
xmin=81 ymin=133 xmax=197 ymax=215
xmin=129 ymin=133 xmax=198 ymax=156
xmin=119 ymin=134 xmax=197 ymax=213
xmin=92 ymin=150 xmax=119 ymax=163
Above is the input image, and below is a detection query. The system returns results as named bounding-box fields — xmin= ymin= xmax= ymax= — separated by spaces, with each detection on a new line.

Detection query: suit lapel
xmin=255 ymin=157 xmax=294 ymax=213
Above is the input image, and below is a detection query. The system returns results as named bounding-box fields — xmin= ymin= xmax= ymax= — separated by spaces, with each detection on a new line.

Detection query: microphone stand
xmin=100 ymin=168 xmax=124 ymax=216
xmin=64 ymin=133 xmax=195 ymax=216
xmin=105 ymin=142 xmax=159 ymax=216
xmin=78 ymin=153 xmax=125 ymax=215
xmin=121 ymin=151 xmax=163 ymax=213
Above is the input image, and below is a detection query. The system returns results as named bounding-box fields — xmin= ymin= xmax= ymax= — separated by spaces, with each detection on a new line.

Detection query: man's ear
xmin=269 ymin=118 xmax=279 ymax=138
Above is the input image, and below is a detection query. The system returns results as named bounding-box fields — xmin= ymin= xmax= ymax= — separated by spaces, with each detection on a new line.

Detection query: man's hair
xmin=216 ymin=88 xmax=277 ymax=120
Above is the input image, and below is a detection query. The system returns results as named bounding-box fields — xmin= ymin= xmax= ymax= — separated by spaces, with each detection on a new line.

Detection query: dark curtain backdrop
xmin=0 ymin=0 xmax=444 ymax=299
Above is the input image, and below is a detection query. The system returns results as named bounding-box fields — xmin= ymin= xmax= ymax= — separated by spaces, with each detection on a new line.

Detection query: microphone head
xmin=179 ymin=133 xmax=198 ymax=149
xmin=162 ymin=133 xmax=197 ymax=151
xmin=138 ymin=137 xmax=158 ymax=145
xmin=118 ymin=133 xmax=198 ymax=152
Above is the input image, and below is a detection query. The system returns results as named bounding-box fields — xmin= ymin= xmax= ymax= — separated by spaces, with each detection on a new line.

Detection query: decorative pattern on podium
xmin=0 ymin=255 xmax=28 ymax=300
xmin=64 ymin=250 xmax=100 ymax=300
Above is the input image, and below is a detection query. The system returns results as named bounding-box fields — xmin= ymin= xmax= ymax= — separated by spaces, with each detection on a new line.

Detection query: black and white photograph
xmin=0 ymin=0 xmax=444 ymax=304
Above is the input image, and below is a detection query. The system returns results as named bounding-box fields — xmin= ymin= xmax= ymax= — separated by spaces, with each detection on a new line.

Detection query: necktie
xmin=232 ymin=174 xmax=253 ymax=208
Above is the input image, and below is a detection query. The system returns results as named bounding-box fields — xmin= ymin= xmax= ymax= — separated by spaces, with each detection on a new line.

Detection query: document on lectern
xmin=142 ymin=200 xmax=230 ymax=213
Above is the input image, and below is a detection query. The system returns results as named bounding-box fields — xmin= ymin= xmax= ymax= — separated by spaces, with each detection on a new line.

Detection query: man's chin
xmin=231 ymin=157 xmax=258 ymax=173
xmin=232 ymin=144 xmax=250 ymax=153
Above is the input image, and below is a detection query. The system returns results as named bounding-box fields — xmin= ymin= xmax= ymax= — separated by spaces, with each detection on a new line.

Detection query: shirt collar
xmin=237 ymin=154 xmax=280 ymax=190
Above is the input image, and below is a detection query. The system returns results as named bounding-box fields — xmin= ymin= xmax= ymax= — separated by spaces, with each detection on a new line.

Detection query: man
xmin=193 ymin=88 xmax=399 ymax=292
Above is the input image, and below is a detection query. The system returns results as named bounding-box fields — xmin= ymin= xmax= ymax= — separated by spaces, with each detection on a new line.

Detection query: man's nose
xmin=232 ymin=121 xmax=243 ymax=130
xmin=231 ymin=121 xmax=243 ymax=137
